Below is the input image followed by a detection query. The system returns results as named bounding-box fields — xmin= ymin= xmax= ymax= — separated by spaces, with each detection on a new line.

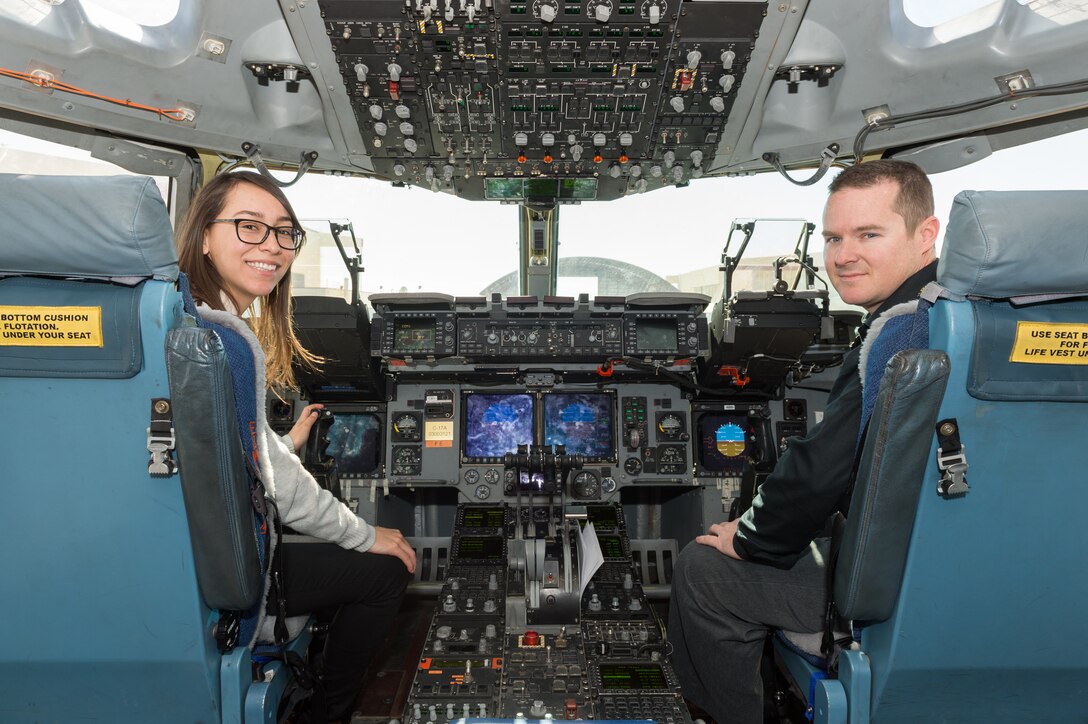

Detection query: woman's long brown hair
xmin=175 ymin=171 xmax=321 ymax=392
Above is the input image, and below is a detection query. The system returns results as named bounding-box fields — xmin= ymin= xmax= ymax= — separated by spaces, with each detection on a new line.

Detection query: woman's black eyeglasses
xmin=209 ymin=218 xmax=305 ymax=251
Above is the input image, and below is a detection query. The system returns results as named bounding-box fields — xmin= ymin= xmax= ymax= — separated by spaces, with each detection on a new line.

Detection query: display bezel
xmin=461 ymin=391 xmax=536 ymax=463
xmin=391 ymin=316 xmax=438 ymax=355
xmin=633 ymin=317 xmax=680 ymax=353
xmin=695 ymin=412 xmax=750 ymax=476
xmin=541 ymin=390 xmax=617 ymax=463
xmin=310 ymin=403 xmax=386 ymax=480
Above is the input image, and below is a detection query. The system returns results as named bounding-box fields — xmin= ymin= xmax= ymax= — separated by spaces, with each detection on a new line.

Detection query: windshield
xmin=285 ymin=127 xmax=1088 ymax=313
xmin=5 ymin=126 xmax=1088 ymax=315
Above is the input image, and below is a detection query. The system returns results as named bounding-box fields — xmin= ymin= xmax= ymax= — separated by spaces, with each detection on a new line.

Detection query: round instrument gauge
xmin=392 ymin=413 xmax=421 ymax=441
xmin=657 ymin=412 xmax=683 ymax=439
xmin=623 ymin=457 xmax=643 ymax=475
xmin=573 ymin=470 xmax=600 ymax=498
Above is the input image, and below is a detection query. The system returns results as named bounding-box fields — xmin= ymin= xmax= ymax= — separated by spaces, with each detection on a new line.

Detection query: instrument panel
xmin=401 ymin=503 xmax=692 ymax=723
xmin=317 ymin=0 xmax=768 ymax=200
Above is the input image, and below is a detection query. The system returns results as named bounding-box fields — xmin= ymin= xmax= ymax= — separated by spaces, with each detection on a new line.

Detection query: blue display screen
xmin=464 ymin=393 xmax=535 ymax=459
xmin=698 ymin=413 xmax=748 ymax=474
xmin=325 ymin=413 xmax=382 ymax=477
xmin=543 ymin=393 xmax=614 ymax=459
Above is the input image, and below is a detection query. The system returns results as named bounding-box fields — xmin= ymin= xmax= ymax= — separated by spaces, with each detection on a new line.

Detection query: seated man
xmin=668 ymin=159 xmax=940 ymax=723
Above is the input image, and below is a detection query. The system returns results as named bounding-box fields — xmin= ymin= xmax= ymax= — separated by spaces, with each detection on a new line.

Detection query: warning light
xmin=517 ymin=152 xmax=527 ymax=164
xmin=618 ymin=153 xmax=629 ymax=164
xmin=523 ymin=630 xmax=540 ymax=646
xmin=543 ymin=153 xmax=553 ymax=164
xmin=593 ymin=152 xmax=603 ymax=163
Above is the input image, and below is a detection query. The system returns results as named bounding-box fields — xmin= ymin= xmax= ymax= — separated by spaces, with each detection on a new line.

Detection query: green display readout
xmin=586 ymin=505 xmax=619 ymax=527
xmin=599 ymin=663 xmax=667 ymax=690
xmin=454 ymin=535 xmax=504 ymax=560
xmin=598 ymin=534 xmax=624 ymax=559
xmin=484 ymin=177 xmax=598 ymax=201
xmin=460 ymin=506 xmax=506 ymax=528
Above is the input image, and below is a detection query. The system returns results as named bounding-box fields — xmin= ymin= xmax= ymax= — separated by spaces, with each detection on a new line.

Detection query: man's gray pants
xmin=667 ymin=539 xmax=831 ymax=723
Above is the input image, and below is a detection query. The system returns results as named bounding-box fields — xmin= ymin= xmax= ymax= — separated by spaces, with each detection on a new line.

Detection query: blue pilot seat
xmin=775 ymin=189 xmax=1088 ymax=723
xmin=0 ymin=174 xmax=306 ymax=724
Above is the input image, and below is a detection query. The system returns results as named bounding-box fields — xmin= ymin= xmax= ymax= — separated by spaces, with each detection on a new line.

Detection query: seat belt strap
xmin=935 ymin=418 xmax=969 ymax=498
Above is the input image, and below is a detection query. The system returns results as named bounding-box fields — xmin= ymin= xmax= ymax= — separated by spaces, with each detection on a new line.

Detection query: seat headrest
xmin=937 ymin=190 xmax=1088 ymax=300
xmin=0 ymin=174 xmax=178 ymax=284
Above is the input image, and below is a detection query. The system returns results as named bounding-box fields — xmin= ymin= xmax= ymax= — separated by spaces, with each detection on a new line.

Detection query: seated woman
xmin=175 ymin=171 xmax=416 ymax=723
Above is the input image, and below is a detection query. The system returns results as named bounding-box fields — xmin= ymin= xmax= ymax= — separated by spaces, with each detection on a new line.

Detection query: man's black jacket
xmin=732 ymin=262 xmax=938 ymax=567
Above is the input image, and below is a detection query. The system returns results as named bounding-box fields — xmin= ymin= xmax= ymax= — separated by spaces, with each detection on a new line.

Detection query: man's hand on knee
xmin=696 ymin=519 xmax=742 ymax=560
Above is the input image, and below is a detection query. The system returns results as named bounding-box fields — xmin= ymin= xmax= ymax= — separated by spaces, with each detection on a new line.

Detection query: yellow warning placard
xmin=0 ymin=306 xmax=103 ymax=347
xmin=425 ymin=419 xmax=454 ymax=448
xmin=1009 ymin=321 xmax=1088 ymax=364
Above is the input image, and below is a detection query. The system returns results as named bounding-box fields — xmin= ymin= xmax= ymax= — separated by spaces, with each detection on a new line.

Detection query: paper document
xmin=577 ymin=521 xmax=604 ymax=598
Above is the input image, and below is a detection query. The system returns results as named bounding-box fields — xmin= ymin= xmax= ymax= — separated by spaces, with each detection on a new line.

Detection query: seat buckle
xmin=147 ymin=398 xmax=177 ymax=477
xmin=936 ymin=446 xmax=969 ymax=497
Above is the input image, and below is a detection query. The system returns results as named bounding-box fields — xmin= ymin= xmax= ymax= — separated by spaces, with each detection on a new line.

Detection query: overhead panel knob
xmin=374 ymin=121 xmax=388 ymax=136
xmin=650 ymin=164 xmax=663 ymax=177
xmin=541 ymin=132 xmax=555 ymax=146
xmin=393 ymin=163 xmax=406 ymax=176
xmin=445 ymin=3 xmax=454 ymax=20
xmin=540 ymin=4 xmax=557 ymax=22
xmin=354 ymin=63 xmax=369 ymax=82
xmin=719 ymin=74 xmax=736 ymax=93
xmin=592 ymin=132 xmax=607 ymax=147
xmin=368 ymin=104 xmax=383 ymax=120
xmin=690 ymin=149 xmax=703 ymax=167
xmin=709 ymin=96 xmax=726 ymax=113
xmin=669 ymin=96 xmax=685 ymax=113
xmin=443 ymin=164 xmax=455 ymax=180
xmin=671 ymin=165 xmax=684 ymax=182
xmin=515 ymin=132 xmax=529 ymax=146
xmin=594 ymin=4 xmax=611 ymax=22
xmin=399 ymin=121 xmax=415 ymax=136
xmin=387 ymin=62 xmax=402 ymax=82
xmin=648 ymin=4 xmax=660 ymax=24
xmin=619 ymin=132 xmax=633 ymax=147
xmin=663 ymin=149 xmax=676 ymax=167
xmin=404 ymin=138 xmax=418 ymax=153
xmin=721 ymin=49 xmax=736 ymax=69
xmin=629 ymin=164 xmax=642 ymax=177
xmin=395 ymin=104 xmax=411 ymax=119
xmin=570 ymin=144 xmax=583 ymax=161
xmin=686 ymin=49 xmax=702 ymax=70
xmin=608 ymin=163 xmax=622 ymax=178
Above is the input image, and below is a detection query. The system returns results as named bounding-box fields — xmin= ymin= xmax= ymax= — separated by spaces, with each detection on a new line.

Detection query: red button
xmin=523 ymin=630 xmax=540 ymax=646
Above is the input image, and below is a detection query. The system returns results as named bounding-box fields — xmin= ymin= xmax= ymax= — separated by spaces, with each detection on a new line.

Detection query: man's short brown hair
xmin=828 ymin=159 xmax=934 ymax=232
